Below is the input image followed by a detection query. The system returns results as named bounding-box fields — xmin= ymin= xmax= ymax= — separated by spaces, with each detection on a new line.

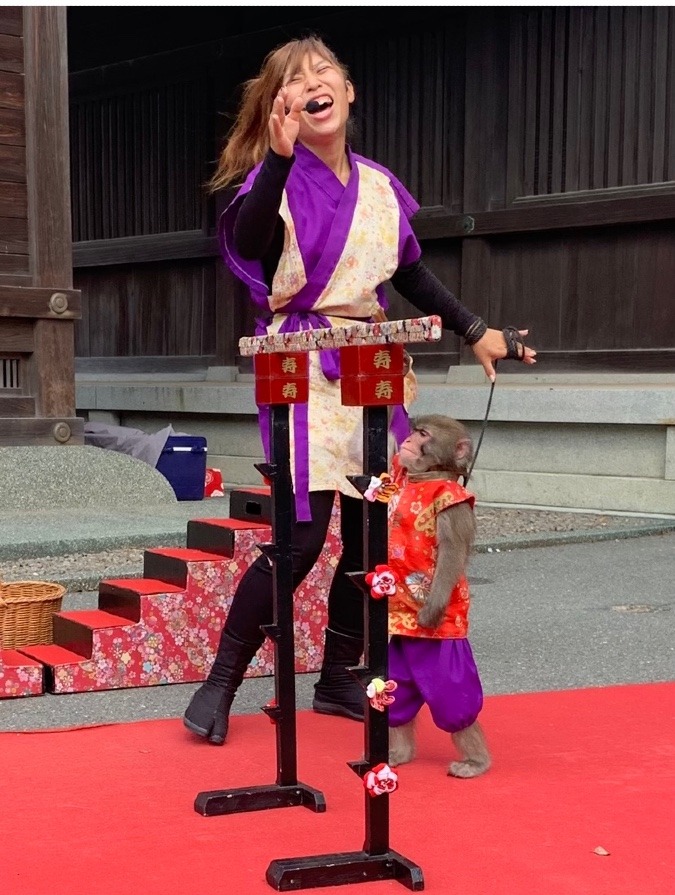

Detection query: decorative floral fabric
xmin=0 ymin=652 xmax=43 ymax=698
xmin=29 ymin=507 xmax=341 ymax=696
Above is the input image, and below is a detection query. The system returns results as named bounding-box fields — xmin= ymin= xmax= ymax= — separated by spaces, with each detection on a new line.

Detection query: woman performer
xmin=183 ymin=36 xmax=536 ymax=745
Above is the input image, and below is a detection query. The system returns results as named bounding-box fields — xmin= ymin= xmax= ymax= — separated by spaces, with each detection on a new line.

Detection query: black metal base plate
xmin=195 ymin=783 xmax=326 ymax=817
xmin=266 ymin=849 xmax=424 ymax=891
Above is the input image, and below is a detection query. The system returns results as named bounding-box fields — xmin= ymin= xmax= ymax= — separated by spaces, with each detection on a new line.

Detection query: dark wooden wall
xmin=0 ymin=7 xmax=81 ymax=444
xmin=70 ymin=7 xmax=675 ymax=374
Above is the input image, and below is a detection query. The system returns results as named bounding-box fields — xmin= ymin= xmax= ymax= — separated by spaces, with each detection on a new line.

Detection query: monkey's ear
xmin=455 ymin=438 xmax=473 ymax=464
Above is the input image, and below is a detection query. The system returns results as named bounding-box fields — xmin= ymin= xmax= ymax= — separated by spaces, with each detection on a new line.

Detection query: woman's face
xmin=281 ymin=51 xmax=354 ymax=147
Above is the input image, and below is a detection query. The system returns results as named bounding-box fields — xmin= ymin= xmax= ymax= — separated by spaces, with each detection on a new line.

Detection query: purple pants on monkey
xmin=388 ymin=635 xmax=483 ymax=733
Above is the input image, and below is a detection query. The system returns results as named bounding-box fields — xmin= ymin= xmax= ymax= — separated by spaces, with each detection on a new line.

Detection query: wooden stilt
xmin=265 ymin=406 xmax=423 ymax=890
xmin=195 ymin=403 xmax=325 ymax=817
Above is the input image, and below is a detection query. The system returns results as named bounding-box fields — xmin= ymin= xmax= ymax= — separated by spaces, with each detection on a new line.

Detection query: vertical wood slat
xmin=576 ymin=8 xmax=595 ymax=191
xmin=636 ymin=7 xmax=654 ymax=184
xmin=536 ymin=8 xmax=552 ymax=195
xmin=651 ymin=7 xmax=669 ymax=182
xmin=506 ymin=12 xmax=525 ymax=204
xmin=522 ymin=11 xmax=538 ymax=196
xmin=621 ymin=8 xmax=639 ymax=185
xmin=665 ymin=8 xmax=675 ymax=183
xmin=591 ymin=6 xmax=608 ymax=189
xmin=564 ymin=7 xmax=582 ymax=192
xmin=100 ymin=96 xmax=110 ymax=240
xmin=549 ymin=8 xmax=567 ymax=194
xmin=605 ymin=8 xmax=624 ymax=187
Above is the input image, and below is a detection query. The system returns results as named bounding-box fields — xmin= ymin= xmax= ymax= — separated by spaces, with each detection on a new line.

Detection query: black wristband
xmin=464 ymin=318 xmax=488 ymax=346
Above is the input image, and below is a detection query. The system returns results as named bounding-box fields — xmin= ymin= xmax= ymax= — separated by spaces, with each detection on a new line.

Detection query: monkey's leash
xmin=463 ymin=325 xmax=526 ymax=486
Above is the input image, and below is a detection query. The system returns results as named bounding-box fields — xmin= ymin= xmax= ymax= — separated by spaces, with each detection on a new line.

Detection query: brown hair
xmin=209 ymin=36 xmax=350 ymax=192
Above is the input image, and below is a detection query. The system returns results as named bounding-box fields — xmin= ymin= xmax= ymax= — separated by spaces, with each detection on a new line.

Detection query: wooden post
xmin=0 ymin=6 xmax=81 ymax=444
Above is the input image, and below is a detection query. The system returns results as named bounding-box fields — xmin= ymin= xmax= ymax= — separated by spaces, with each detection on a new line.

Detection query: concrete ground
xmin=2 ymin=531 xmax=673 ymax=732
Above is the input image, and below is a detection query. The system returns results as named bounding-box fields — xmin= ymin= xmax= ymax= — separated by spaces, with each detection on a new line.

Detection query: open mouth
xmin=305 ymin=98 xmax=333 ymax=115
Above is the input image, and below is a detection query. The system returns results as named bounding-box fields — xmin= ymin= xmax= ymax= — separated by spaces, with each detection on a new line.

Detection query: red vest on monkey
xmin=387 ymin=455 xmax=475 ymax=639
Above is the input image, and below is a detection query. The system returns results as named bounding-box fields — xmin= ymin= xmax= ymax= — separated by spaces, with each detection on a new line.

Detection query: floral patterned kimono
xmin=387 ymin=454 xmax=475 ymax=639
xmin=219 ymin=143 xmax=421 ymax=520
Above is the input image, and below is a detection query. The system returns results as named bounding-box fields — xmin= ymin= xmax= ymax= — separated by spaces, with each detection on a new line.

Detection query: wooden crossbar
xmin=238 ymin=315 xmax=442 ymax=356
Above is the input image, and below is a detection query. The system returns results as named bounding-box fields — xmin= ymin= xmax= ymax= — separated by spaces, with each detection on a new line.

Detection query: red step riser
xmin=186 ymin=518 xmax=270 ymax=556
xmin=229 ymin=486 xmax=272 ymax=524
xmin=52 ymin=615 xmax=93 ymax=658
xmin=51 ymin=611 xmax=131 ymax=659
xmin=98 ymin=578 xmax=187 ymax=623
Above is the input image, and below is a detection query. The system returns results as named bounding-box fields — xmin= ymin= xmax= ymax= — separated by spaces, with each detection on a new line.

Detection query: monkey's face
xmin=398 ymin=416 xmax=474 ymax=477
xmin=398 ymin=427 xmax=433 ymax=473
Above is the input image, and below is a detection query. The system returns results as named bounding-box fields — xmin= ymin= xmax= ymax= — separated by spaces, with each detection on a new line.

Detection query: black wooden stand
xmin=194 ymin=404 xmax=325 ymax=817
xmin=266 ymin=406 xmax=424 ymax=891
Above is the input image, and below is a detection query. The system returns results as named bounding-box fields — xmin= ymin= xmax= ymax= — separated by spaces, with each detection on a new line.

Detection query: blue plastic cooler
xmin=156 ymin=435 xmax=207 ymax=500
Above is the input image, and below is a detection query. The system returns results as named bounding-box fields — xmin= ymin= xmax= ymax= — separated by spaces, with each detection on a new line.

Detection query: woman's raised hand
xmin=269 ymin=88 xmax=304 ymax=158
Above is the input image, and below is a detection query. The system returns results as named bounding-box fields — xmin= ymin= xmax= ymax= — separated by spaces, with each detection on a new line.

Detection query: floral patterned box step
xmin=228 ymin=485 xmax=272 ymax=524
xmin=51 ymin=609 xmax=135 ymax=657
xmin=186 ymin=518 xmax=270 ymax=557
xmin=98 ymin=578 xmax=186 ymax=623
xmin=17 ymin=587 xmax=217 ymax=694
xmin=9 ymin=502 xmax=339 ymax=695
xmin=0 ymin=649 xmax=43 ymax=699
xmin=143 ymin=547 xmax=243 ymax=588
xmin=17 ymin=644 xmax=95 ymax=692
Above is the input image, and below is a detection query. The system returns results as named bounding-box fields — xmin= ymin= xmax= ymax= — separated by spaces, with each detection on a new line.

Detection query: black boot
xmin=183 ymin=629 xmax=262 ymax=745
xmin=312 ymin=628 xmax=365 ymax=721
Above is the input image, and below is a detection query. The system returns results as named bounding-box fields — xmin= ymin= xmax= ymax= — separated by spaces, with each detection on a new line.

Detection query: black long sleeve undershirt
xmin=232 ymin=149 xmax=480 ymax=338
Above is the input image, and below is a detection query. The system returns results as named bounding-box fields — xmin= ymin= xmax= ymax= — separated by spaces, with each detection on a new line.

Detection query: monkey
xmin=385 ymin=414 xmax=491 ymax=778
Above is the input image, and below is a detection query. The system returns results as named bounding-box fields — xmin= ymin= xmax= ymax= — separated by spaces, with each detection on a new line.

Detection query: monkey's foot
xmin=447 ymin=757 xmax=491 ymax=778
xmin=388 ymin=745 xmax=415 ymax=767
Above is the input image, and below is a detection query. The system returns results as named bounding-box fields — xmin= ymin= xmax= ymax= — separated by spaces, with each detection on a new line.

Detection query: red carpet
xmin=1 ymin=683 xmax=673 ymax=895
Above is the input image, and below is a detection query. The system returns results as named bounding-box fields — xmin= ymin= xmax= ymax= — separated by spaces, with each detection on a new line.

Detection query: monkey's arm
xmin=417 ymin=502 xmax=475 ymax=630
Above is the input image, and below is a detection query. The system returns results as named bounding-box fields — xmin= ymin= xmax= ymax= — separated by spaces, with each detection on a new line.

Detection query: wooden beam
xmin=0 ymin=179 xmax=26 ymax=217
xmin=0 ymin=416 xmax=84 ymax=445
xmin=0 ymin=7 xmax=23 ymax=37
xmin=414 ymin=192 xmax=675 ymax=239
xmin=0 ymin=69 xmax=23 ymax=110
xmin=0 ymin=317 xmax=33 ymax=352
xmin=0 ymin=105 xmax=24 ymax=145
xmin=0 ymin=252 xmax=27 ymax=274
xmin=0 ymin=143 xmax=24 ymax=181
xmin=0 ymin=284 xmax=81 ymax=319
xmin=73 ymin=231 xmax=219 ymax=268
xmin=0 ymin=215 xmax=27 ymax=252
xmin=0 ymin=394 xmax=35 ymax=416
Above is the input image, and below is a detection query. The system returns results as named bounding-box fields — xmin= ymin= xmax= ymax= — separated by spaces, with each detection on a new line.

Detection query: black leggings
xmin=225 ymin=491 xmax=365 ymax=645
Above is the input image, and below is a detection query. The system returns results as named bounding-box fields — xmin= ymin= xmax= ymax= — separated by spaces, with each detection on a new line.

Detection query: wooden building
xmin=1 ymin=7 xmax=673 ymax=512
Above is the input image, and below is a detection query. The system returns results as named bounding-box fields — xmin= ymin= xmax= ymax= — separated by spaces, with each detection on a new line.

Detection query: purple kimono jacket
xmin=219 ymin=143 xmax=422 ymax=520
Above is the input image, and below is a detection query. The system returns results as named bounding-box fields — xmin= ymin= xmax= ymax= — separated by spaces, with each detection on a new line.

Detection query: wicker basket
xmin=0 ymin=581 xmax=66 ymax=649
